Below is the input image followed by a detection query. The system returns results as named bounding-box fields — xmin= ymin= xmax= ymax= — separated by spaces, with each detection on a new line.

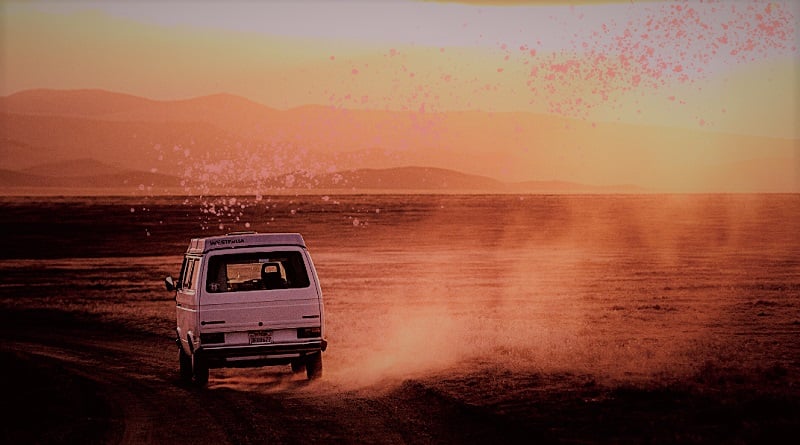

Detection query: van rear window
xmin=206 ymin=251 xmax=310 ymax=293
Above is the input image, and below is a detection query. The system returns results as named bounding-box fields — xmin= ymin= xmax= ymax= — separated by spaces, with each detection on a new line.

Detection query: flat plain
xmin=1 ymin=194 xmax=799 ymax=444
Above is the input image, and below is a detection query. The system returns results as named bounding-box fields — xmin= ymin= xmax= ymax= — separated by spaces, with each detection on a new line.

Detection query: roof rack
xmin=187 ymin=233 xmax=306 ymax=254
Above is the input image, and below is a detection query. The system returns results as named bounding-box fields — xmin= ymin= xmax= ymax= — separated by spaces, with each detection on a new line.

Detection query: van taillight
xmin=297 ymin=327 xmax=321 ymax=338
xmin=200 ymin=333 xmax=225 ymax=344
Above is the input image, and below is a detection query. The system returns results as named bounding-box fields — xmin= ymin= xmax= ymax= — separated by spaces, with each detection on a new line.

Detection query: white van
xmin=165 ymin=232 xmax=327 ymax=386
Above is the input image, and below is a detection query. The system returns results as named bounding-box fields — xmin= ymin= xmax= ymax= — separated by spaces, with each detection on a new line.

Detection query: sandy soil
xmin=1 ymin=194 xmax=799 ymax=444
xmin=2 ymin=304 xmax=798 ymax=445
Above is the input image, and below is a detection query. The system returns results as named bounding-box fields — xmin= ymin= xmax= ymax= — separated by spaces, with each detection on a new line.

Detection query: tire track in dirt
xmin=1 ymin=309 xmax=538 ymax=444
xmin=2 ymin=338 xmax=233 ymax=444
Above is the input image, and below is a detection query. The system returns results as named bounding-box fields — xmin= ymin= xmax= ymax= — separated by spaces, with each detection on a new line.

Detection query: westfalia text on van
xmin=165 ymin=232 xmax=327 ymax=386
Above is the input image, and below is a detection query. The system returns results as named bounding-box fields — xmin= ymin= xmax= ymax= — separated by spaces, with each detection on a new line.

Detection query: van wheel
xmin=305 ymin=353 xmax=322 ymax=380
xmin=291 ymin=360 xmax=306 ymax=374
xmin=192 ymin=354 xmax=209 ymax=387
xmin=179 ymin=346 xmax=192 ymax=384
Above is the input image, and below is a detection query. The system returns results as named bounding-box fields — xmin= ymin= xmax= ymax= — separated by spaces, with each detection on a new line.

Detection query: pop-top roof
xmin=186 ymin=232 xmax=306 ymax=254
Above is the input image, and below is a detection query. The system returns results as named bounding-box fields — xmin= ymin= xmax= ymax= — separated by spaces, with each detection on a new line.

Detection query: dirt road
xmin=3 ymin=307 xmax=798 ymax=445
xmin=1 ymin=309 xmax=547 ymax=444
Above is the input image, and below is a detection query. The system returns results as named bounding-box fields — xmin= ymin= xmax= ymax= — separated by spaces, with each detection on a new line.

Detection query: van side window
xmin=177 ymin=257 xmax=189 ymax=290
xmin=181 ymin=258 xmax=200 ymax=290
xmin=206 ymin=251 xmax=310 ymax=293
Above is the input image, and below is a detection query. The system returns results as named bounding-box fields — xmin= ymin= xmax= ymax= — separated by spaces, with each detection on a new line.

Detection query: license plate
xmin=248 ymin=330 xmax=273 ymax=345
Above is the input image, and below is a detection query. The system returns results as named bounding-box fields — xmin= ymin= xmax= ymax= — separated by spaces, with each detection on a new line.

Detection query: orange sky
xmin=1 ymin=0 xmax=798 ymax=191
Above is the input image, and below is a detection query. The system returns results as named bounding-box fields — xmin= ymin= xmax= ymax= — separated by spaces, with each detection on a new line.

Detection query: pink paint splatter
xmin=509 ymin=0 xmax=797 ymax=122
xmin=322 ymin=0 xmax=795 ymax=128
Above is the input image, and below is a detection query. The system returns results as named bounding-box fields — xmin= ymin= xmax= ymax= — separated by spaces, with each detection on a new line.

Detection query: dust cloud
xmin=305 ymin=195 xmax=799 ymax=392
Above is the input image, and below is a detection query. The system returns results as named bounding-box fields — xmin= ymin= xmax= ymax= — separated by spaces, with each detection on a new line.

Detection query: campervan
xmin=165 ymin=232 xmax=327 ymax=385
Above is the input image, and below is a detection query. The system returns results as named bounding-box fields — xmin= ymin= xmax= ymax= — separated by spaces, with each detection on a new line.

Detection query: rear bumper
xmin=198 ymin=339 xmax=327 ymax=368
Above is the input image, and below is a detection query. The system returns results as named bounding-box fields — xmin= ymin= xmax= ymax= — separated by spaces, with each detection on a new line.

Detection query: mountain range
xmin=1 ymin=88 xmax=796 ymax=194
xmin=0 ymin=158 xmax=642 ymax=195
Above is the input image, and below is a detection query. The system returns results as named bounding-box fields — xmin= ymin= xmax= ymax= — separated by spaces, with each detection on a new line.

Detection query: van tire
xmin=291 ymin=360 xmax=306 ymax=374
xmin=305 ymin=353 xmax=322 ymax=380
xmin=192 ymin=354 xmax=209 ymax=387
xmin=179 ymin=346 xmax=193 ymax=384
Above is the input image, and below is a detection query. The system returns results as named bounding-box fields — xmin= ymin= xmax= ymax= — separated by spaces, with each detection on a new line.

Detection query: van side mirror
xmin=165 ymin=276 xmax=177 ymax=292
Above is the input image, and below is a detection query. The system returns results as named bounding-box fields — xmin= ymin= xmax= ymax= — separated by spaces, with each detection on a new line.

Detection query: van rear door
xmin=197 ymin=248 xmax=322 ymax=344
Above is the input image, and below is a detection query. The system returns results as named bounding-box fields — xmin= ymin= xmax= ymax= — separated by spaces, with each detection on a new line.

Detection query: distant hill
xmin=21 ymin=158 xmax=126 ymax=177
xmin=0 ymin=169 xmax=56 ymax=188
xmin=1 ymin=88 xmax=796 ymax=193
xmin=263 ymin=166 xmax=505 ymax=191
xmin=0 ymin=158 xmax=184 ymax=193
xmin=0 ymin=88 xmax=273 ymax=124
xmin=0 ymin=159 xmax=639 ymax=194
xmin=0 ymin=88 xmax=159 ymax=116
